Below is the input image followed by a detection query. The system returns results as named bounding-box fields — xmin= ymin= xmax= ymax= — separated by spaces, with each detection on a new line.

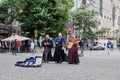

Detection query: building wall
xmin=101 ymin=0 xmax=113 ymax=29
xmin=72 ymin=0 xmax=120 ymax=39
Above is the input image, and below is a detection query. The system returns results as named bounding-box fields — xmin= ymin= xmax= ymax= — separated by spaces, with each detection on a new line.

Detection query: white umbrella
xmin=1 ymin=34 xmax=30 ymax=41
xmin=1 ymin=33 xmax=30 ymax=51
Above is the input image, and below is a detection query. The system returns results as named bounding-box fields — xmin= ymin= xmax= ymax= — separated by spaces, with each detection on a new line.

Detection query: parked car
xmin=89 ymin=45 xmax=105 ymax=50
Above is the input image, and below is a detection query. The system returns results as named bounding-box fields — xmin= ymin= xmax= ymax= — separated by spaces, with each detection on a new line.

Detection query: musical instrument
xmin=44 ymin=42 xmax=50 ymax=45
xmin=67 ymin=42 xmax=73 ymax=49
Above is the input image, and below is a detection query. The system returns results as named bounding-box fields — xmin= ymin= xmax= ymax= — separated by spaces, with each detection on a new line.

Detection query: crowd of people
xmin=0 ymin=33 xmax=83 ymax=65
xmin=1 ymin=32 xmax=119 ymax=65
xmin=0 ymin=40 xmax=30 ymax=54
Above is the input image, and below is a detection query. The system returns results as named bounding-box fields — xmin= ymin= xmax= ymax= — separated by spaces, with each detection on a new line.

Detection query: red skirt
xmin=68 ymin=45 xmax=79 ymax=64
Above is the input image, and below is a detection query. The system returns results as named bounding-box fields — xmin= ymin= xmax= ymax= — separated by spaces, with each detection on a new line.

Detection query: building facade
xmin=72 ymin=0 xmax=120 ymax=40
xmin=100 ymin=0 xmax=120 ymax=39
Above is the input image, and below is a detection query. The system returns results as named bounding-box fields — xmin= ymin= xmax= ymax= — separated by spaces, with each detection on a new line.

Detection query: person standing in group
xmin=30 ymin=40 xmax=35 ymax=55
xmin=53 ymin=33 xmax=66 ymax=63
xmin=42 ymin=34 xmax=53 ymax=63
xmin=34 ymin=39 xmax=38 ymax=53
xmin=67 ymin=34 xmax=79 ymax=64
xmin=11 ymin=39 xmax=17 ymax=55
xmin=16 ymin=40 xmax=22 ymax=53
xmin=79 ymin=40 xmax=84 ymax=57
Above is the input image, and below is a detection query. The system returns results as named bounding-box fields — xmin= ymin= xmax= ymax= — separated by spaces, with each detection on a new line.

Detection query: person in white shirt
xmin=30 ymin=40 xmax=35 ymax=55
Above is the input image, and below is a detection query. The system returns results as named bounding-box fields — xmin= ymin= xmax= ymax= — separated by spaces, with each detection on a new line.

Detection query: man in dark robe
xmin=53 ymin=33 xmax=66 ymax=63
xmin=42 ymin=35 xmax=53 ymax=63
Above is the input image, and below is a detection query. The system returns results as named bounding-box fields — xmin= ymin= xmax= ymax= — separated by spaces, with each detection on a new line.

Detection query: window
xmin=104 ymin=16 xmax=106 ymax=18
xmin=82 ymin=0 xmax=86 ymax=4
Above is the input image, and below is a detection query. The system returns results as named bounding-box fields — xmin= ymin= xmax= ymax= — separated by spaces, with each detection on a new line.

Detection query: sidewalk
xmin=0 ymin=49 xmax=120 ymax=80
xmin=79 ymin=49 xmax=120 ymax=59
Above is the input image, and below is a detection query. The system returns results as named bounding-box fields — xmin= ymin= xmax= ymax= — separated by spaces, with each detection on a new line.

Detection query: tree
xmin=96 ymin=27 xmax=106 ymax=38
xmin=72 ymin=5 xmax=98 ymax=41
xmin=0 ymin=0 xmax=73 ymax=37
xmin=0 ymin=7 xmax=8 ymax=24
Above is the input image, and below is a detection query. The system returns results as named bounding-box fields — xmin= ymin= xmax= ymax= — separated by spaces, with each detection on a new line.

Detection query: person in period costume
xmin=42 ymin=35 xmax=53 ymax=63
xmin=53 ymin=33 xmax=66 ymax=63
xmin=67 ymin=34 xmax=79 ymax=64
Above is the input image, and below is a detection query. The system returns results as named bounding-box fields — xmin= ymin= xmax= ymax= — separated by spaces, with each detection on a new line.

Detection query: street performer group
xmin=42 ymin=33 xmax=80 ymax=65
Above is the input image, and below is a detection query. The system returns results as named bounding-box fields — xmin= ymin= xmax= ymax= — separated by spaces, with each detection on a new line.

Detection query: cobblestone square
xmin=0 ymin=49 xmax=120 ymax=80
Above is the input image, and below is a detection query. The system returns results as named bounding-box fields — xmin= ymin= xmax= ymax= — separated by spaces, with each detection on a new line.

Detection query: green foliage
xmin=1 ymin=0 xmax=73 ymax=37
xmin=72 ymin=4 xmax=98 ymax=40
xmin=0 ymin=13 xmax=6 ymax=22
xmin=96 ymin=28 xmax=106 ymax=35
xmin=117 ymin=39 xmax=120 ymax=45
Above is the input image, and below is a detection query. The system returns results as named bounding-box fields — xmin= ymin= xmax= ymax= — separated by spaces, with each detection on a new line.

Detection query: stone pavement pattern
xmin=0 ymin=49 xmax=120 ymax=80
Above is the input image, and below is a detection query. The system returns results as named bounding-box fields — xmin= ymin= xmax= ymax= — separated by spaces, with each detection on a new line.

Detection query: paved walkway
xmin=0 ymin=49 xmax=120 ymax=80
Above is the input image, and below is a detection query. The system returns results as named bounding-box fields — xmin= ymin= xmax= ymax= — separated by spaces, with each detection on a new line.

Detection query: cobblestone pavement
xmin=0 ymin=49 xmax=120 ymax=80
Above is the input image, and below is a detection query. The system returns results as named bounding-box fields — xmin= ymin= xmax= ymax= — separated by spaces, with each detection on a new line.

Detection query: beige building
xmin=72 ymin=0 xmax=120 ymax=40
xmin=100 ymin=0 xmax=120 ymax=39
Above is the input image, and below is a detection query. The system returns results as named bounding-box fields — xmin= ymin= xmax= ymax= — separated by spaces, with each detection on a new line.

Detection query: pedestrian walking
xmin=110 ymin=42 xmax=114 ymax=50
xmin=42 ymin=34 xmax=53 ymax=63
xmin=79 ymin=40 xmax=84 ymax=57
xmin=67 ymin=34 xmax=79 ymax=64
xmin=53 ymin=33 xmax=66 ymax=63
xmin=107 ymin=41 xmax=111 ymax=54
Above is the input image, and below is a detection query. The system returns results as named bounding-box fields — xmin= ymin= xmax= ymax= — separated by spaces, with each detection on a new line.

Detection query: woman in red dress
xmin=67 ymin=34 xmax=79 ymax=64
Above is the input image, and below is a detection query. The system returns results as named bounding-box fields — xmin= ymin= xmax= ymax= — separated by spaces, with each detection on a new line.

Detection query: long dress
xmin=67 ymin=38 xmax=79 ymax=64
xmin=42 ymin=39 xmax=53 ymax=62
xmin=53 ymin=37 xmax=66 ymax=63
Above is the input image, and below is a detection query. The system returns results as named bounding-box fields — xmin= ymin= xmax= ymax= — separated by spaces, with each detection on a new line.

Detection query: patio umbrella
xmin=1 ymin=33 xmax=30 ymax=41
xmin=1 ymin=33 xmax=31 ymax=51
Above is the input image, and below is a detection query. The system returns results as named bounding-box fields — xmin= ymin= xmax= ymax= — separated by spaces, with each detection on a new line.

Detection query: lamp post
xmin=9 ymin=5 xmax=14 ymax=36
xmin=8 ymin=5 xmax=14 ymax=52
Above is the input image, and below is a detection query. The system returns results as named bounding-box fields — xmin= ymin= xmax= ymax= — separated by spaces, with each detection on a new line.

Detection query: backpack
xmin=79 ymin=41 xmax=84 ymax=47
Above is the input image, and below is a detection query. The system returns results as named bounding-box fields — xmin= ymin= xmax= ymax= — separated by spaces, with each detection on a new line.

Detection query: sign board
xmin=34 ymin=29 xmax=38 ymax=38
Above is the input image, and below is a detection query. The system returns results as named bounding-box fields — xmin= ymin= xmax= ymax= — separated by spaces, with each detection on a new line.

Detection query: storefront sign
xmin=34 ymin=29 xmax=38 ymax=38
